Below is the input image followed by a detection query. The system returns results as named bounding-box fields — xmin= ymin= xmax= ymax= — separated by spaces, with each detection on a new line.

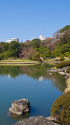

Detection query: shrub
xmin=64 ymin=52 xmax=70 ymax=57
xmin=68 ymin=55 xmax=70 ymax=58
xmin=0 ymin=51 xmax=12 ymax=59
xmin=32 ymin=56 xmax=42 ymax=62
xmin=56 ymin=61 xmax=70 ymax=68
xmin=55 ymin=59 xmax=59 ymax=61
xmin=60 ymin=55 xmax=65 ymax=61
xmin=66 ymin=66 xmax=70 ymax=73
xmin=51 ymin=91 xmax=70 ymax=125
xmin=0 ymin=54 xmax=4 ymax=60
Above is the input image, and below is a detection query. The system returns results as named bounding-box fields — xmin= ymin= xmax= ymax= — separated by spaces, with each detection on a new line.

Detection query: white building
xmin=6 ymin=38 xmax=19 ymax=43
xmin=39 ymin=35 xmax=45 ymax=41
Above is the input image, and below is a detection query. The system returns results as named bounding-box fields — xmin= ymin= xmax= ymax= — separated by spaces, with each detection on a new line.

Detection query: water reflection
xmin=39 ymin=76 xmax=43 ymax=81
xmin=8 ymin=111 xmax=29 ymax=121
xmin=0 ymin=64 xmax=51 ymax=78
xmin=0 ymin=64 xmax=67 ymax=125
xmin=0 ymin=64 xmax=66 ymax=92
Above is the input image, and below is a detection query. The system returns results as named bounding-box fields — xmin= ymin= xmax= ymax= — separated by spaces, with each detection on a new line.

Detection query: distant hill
xmin=23 ymin=25 xmax=70 ymax=53
xmin=60 ymin=25 xmax=70 ymax=33
xmin=44 ymin=25 xmax=70 ymax=52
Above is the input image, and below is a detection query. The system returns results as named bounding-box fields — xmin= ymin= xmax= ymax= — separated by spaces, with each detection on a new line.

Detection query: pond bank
xmin=13 ymin=116 xmax=59 ymax=125
xmin=64 ymin=77 xmax=70 ymax=93
xmin=0 ymin=59 xmax=40 ymax=65
xmin=47 ymin=66 xmax=70 ymax=93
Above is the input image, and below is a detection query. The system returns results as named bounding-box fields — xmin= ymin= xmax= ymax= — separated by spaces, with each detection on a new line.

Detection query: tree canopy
xmin=30 ymin=39 xmax=41 ymax=48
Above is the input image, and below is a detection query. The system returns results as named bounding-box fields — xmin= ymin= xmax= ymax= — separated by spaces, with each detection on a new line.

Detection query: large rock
xmin=9 ymin=98 xmax=30 ymax=115
xmin=13 ymin=116 xmax=59 ymax=125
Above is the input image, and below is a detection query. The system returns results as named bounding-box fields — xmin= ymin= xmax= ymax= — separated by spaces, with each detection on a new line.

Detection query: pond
xmin=0 ymin=64 xmax=66 ymax=125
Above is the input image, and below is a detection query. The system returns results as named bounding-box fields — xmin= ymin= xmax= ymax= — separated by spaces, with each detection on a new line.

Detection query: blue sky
xmin=0 ymin=0 xmax=70 ymax=42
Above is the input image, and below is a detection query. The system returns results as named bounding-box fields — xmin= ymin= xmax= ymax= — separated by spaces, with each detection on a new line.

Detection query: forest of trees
xmin=0 ymin=25 xmax=70 ymax=61
xmin=0 ymin=39 xmax=51 ymax=61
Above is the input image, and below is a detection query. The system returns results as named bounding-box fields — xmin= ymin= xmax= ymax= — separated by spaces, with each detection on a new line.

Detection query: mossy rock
xmin=51 ymin=92 xmax=70 ymax=125
xmin=56 ymin=61 xmax=70 ymax=68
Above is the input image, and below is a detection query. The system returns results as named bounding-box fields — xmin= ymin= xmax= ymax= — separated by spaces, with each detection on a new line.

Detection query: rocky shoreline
xmin=13 ymin=116 xmax=59 ymax=125
xmin=47 ymin=66 xmax=70 ymax=93
xmin=9 ymin=99 xmax=59 ymax=125
xmin=9 ymin=66 xmax=70 ymax=125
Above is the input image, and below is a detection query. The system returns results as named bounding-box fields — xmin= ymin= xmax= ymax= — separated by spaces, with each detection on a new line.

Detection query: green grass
xmin=0 ymin=59 xmax=40 ymax=65
xmin=56 ymin=61 xmax=70 ymax=68
xmin=64 ymin=58 xmax=70 ymax=61
xmin=45 ymin=58 xmax=56 ymax=65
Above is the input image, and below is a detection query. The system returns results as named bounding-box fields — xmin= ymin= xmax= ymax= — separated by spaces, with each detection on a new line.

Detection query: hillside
xmin=0 ymin=25 xmax=70 ymax=60
xmin=40 ymin=25 xmax=70 ymax=52
xmin=60 ymin=25 xmax=70 ymax=33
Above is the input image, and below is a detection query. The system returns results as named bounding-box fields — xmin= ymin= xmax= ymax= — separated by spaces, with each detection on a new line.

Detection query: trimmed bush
xmin=56 ymin=61 xmax=70 ymax=68
xmin=60 ymin=55 xmax=65 ymax=61
xmin=0 ymin=54 xmax=4 ymax=60
xmin=55 ymin=59 xmax=59 ymax=61
xmin=51 ymin=92 xmax=70 ymax=125
xmin=64 ymin=52 xmax=70 ymax=57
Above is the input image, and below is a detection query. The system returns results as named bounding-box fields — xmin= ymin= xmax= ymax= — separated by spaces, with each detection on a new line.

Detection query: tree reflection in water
xmin=0 ymin=64 xmax=66 ymax=92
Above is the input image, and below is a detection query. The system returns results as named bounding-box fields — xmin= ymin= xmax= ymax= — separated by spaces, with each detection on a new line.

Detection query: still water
xmin=0 ymin=64 xmax=66 ymax=125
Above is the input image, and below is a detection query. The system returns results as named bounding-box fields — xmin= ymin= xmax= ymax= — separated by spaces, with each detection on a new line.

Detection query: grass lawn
xmin=64 ymin=58 xmax=70 ymax=61
xmin=46 ymin=57 xmax=70 ymax=64
xmin=45 ymin=58 xmax=57 ymax=65
xmin=0 ymin=59 xmax=40 ymax=65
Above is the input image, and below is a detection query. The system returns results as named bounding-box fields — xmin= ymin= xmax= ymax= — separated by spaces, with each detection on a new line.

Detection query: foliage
xmin=0 ymin=42 xmax=9 ymax=53
xmin=60 ymin=54 xmax=65 ymax=61
xmin=31 ymin=51 xmax=41 ymax=61
xmin=68 ymin=55 xmax=70 ymax=58
xmin=19 ymin=47 xmax=38 ymax=60
xmin=0 ymin=51 xmax=12 ymax=59
xmin=1 ymin=25 xmax=70 ymax=60
xmin=9 ymin=41 xmax=21 ymax=57
xmin=2 ymin=42 xmax=9 ymax=52
xmin=51 ymin=91 xmax=70 ymax=125
xmin=30 ymin=39 xmax=41 ymax=48
xmin=38 ymin=46 xmax=51 ymax=59
xmin=59 ymin=30 xmax=70 ymax=45
xmin=56 ymin=61 xmax=70 ymax=68
xmin=60 ymin=25 xmax=70 ymax=33
xmin=20 ymin=46 xmax=50 ymax=61
xmin=52 ymin=49 xmax=60 ymax=57
xmin=0 ymin=54 xmax=4 ymax=60
xmin=64 ymin=52 xmax=70 ymax=57
xmin=53 ymin=28 xmax=70 ymax=56
xmin=66 ymin=66 xmax=70 ymax=73
xmin=20 ymin=42 xmax=28 ymax=47
xmin=60 ymin=44 xmax=70 ymax=54
xmin=68 ymin=36 xmax=70 ymax=44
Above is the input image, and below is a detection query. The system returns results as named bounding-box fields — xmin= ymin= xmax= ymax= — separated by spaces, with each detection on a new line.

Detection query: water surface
xmin=0 ymin=64 xmax=66 ymax=125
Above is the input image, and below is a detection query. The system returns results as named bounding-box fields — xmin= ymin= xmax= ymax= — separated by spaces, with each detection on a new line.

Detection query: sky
xmin=0 ymin=0 xmax=70 ymax=42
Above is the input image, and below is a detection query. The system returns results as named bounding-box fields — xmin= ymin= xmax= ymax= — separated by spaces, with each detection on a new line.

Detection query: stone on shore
xmin=58 ymin=71 xmax=66 ymax=75
xmin=13 ymin=116 xmax=59 ymax=125
xmin=9 ymin=98 xmax=30 ymax=115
